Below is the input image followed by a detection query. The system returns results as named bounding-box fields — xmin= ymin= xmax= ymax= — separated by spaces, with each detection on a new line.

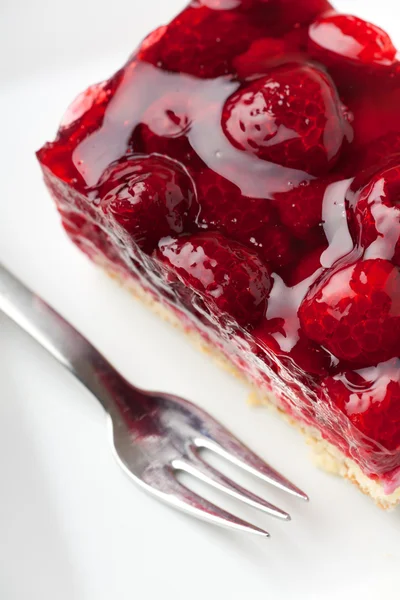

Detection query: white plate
xmin=1 ymin=1 xmax=400 ymax=598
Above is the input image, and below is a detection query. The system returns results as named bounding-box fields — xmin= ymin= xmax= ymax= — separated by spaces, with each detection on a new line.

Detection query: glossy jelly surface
xmin=37 ymin=0 xmax=400 ymax=484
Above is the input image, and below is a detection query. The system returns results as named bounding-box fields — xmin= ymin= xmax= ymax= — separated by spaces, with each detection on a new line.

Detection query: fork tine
xmin=194 ymin=436 xmax=309 ymax=501
xmin=173 ymin=455 xmax=290 ymax=520
xmin=165 ymin=466 xmax=270 ymax=537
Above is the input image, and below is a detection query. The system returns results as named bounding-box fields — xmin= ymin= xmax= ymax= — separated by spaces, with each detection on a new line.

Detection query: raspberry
xmin=309 ymin=13 xmax=397 ymax=68
xmin=233 ymin=22 xmax=316 ymax=80
xmin=240 ymin=0 xmax=332 ymax=30
xmin=190 ymin=1 xmax=332 ymax=28
xmin=98 ymin=155 xmax=197 ymax=253
xmin=299 ymin=259 xmax=400 ymax=366
xmin=233 ymin=38 xmax=294 ymax=79
xmin=195 ymin=169 xmax=296 ymax=268
xmin=260 ymin=225 xmax=297 ymax=269
xmin=139 ymin=6 xmax=260 ymax=78
xmin=195 ymin=169 xmax=276 ymax=233
xmin=221 ymin=63 xmax=351 ymax=175
xmin=268 ymin=0 xmax=333 ymax=28
xmin=156 ymin=232 xmax=272 ymax=328
xmin=346 ymin=159 xmax=400 ymax=263
xmin=276 ymin=176 xmax=335 ymax=238
xmin=322 ymin=366 xmax=400 ymax=450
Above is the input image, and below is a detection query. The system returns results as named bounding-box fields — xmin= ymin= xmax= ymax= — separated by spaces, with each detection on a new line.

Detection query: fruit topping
xmin=139 ymin=6 xmax=260 ymax=78
xmin=233 ymin=38 xmax=296 ymax=79
xmin=346 ymin=159 xmax=400 ymax=264
xmin=221 ymin=63 xmax=351 ymax=175
xmin=194 ymin=169 xmax=296 ymax=268
xmin=99 ymin=155 xmax=197 ymax=253
xmin=276 ymin=176 xmax=335 ymax=238
xmin=156 ymin=232 xmax=272 ymax=328
xmin=322 ymin=363 xmax=400 ymax=450
xmin=309 ymin=13 xmax=397 ymax=68
xmin=36 ymin=0 xmax=400 ymax=482
xmin=299 ymin=258 xmax=400 ymax=366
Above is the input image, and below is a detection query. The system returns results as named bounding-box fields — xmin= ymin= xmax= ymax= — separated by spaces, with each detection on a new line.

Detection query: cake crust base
xmin=104 ymin=262 xmax=400 ymax=510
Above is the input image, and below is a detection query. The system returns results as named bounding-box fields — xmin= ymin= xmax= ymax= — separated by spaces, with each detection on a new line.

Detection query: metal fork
xmin=0 ymin=263 xmax=308 ymax=537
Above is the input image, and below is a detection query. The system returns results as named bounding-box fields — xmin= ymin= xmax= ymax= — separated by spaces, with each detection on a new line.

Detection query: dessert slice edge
xmin=97 ymin=252 xmax=400 ymax=510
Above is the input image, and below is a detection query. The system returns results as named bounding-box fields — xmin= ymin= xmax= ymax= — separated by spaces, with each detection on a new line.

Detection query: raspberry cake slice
xmin=37 ymin=0 xmax=400 ymax=508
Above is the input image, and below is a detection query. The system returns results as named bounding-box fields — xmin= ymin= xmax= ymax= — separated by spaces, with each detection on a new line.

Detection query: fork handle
xmin=0 ymin=262 xmax=135 ymax=417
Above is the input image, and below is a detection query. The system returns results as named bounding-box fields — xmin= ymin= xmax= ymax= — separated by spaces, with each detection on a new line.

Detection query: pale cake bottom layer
xmin=102 ymin=260 xmax=400 ymax=510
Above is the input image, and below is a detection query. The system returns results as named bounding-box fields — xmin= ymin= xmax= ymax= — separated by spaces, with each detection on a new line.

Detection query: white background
xmin=1 ymin=1 xmax=400 ymax=599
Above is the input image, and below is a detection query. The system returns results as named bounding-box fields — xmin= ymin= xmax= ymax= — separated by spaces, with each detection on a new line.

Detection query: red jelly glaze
xmin=157 ymin=232 xmax=272 ymax=328
xmin=37 ymin=0 xmax=400 ymax=485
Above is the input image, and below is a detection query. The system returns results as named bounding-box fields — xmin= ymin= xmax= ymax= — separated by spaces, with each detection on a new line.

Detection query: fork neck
xmin=0 ymin=262 xmax=150 ymax=422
